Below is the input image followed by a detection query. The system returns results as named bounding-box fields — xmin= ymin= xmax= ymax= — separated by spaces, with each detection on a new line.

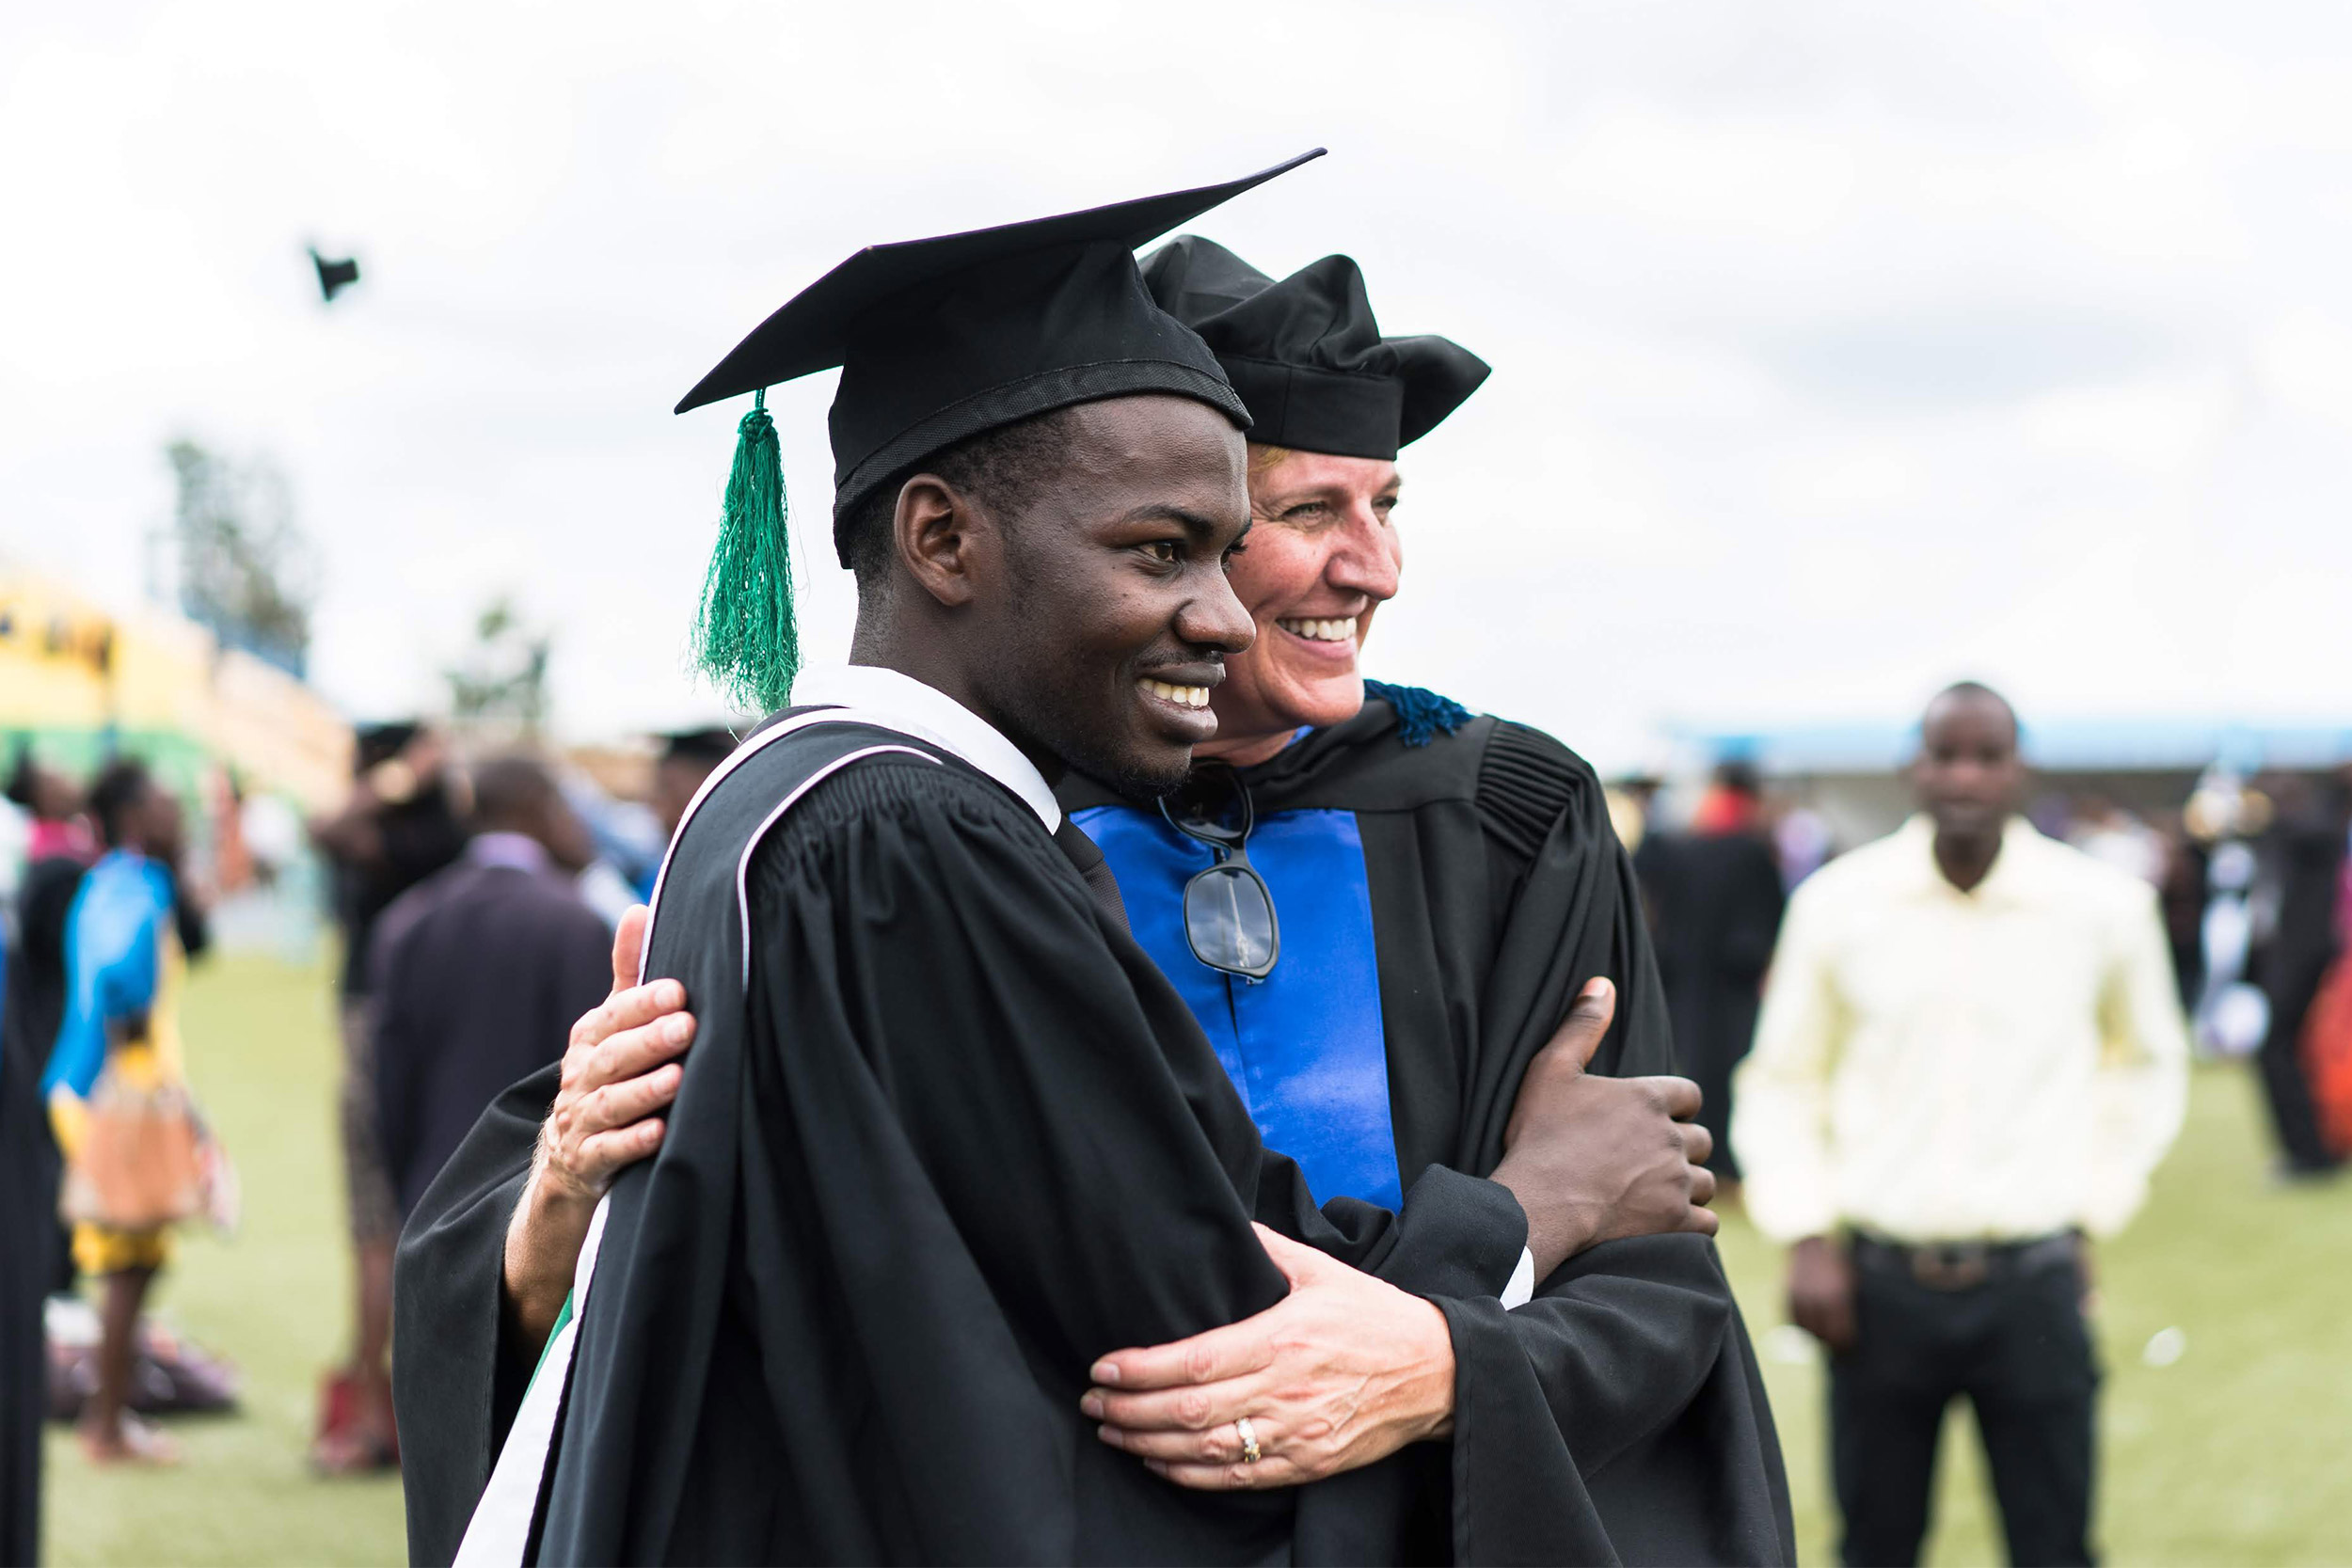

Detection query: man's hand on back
xmin=501 ymin=906 xmax=699 ymax=1347
xmin=1492 ymin=978 xmax=1719 ymax=1279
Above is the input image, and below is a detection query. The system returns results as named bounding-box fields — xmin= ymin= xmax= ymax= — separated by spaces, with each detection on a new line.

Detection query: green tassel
xmin=692 ymin=388 xmax=800 ymax=712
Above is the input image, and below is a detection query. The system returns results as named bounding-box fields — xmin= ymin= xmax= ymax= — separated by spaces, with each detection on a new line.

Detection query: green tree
xmin=443 ymin=595 xmax=552 ymax=738
xmin=166 ymin=438 xmax=318 ymax=675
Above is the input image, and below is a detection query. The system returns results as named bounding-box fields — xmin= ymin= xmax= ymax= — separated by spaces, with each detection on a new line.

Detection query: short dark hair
xmin=838 ymin=405 xmax=1082 ymax=588
xmin=87 ymin=759 xmax=156 ymax=847
xmin=469 ymin=753 xmax=560 ymax=832
xmin=1924 ymin=680 xmax=2021 ymax=744
xmin=658 ymin=728 xmax=738 ymax=768
xmin=1713 ymin=759 xmax=1763 ymax=799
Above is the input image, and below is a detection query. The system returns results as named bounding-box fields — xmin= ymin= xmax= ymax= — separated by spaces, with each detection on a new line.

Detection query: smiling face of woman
xmin=1195 ymin=446 xmax=1406 ymax=765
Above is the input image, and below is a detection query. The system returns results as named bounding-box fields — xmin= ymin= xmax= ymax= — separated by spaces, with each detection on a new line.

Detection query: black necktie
xmin=1053 ymin=818 xmax=1131 ymax=937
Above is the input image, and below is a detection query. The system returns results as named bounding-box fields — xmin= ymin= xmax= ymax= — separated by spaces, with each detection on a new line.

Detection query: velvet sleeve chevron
xmin=1474 ymin=720 xmax=1585 ymax=867
xmin=1470 ymin=718 xmax=1677 ymax=1081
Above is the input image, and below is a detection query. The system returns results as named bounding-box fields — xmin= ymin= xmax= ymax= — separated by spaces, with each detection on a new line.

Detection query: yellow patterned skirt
xmin=50 ymin=1042 xmax=177 ymax=1276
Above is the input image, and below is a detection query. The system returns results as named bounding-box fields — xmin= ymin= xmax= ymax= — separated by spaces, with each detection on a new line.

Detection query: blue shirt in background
xmin=41 ymin=850 xmax=172 ymax=1101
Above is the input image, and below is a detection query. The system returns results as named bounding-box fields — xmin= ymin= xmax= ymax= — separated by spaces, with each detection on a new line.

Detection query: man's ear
xmin=894 ymin=474 xmax=989 ymax=610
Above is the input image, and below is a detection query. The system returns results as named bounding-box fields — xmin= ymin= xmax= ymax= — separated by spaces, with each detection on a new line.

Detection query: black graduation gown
xmin=1 ymin=938 xmax=52 ymax=1568
xmin=1645 ymin=831 xmax=1787 ymax=1181
xmin=1061 ymin=694 xmax=1795 ymax=1566
xmin=399 ymin=719 xmax=1560 ymax=1565
xmin=1 ymin=854 xmax=84 ymax=1567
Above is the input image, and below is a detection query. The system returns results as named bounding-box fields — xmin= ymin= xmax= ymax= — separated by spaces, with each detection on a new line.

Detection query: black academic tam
xmin=1141 ymin=235 xmax=1489 ymax=461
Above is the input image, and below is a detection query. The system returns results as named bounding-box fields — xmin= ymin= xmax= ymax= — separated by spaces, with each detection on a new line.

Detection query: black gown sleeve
xmin=1429 ymin=721 xmax=1794 ymax=1564
xmin=390 ymin=1064 xmax=552 ymax=1567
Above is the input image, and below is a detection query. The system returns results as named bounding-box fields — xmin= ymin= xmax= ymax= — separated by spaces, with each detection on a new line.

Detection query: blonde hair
xmin=1247 ymin=442 xmax=1294 ymax=478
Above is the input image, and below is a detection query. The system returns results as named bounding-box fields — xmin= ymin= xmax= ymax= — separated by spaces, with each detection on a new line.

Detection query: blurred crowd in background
xmin=7 ymin=720 xmax=2345 ymax=1437
xmin=0 ymin=717 xmax=730 ymax=1505
xmin=4 ymin=691 xmax=2350 ymax=1563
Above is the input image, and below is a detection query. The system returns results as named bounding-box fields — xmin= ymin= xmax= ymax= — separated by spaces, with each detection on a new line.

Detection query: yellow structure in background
xmin=0 ymin=567 xmax=351 ymax=814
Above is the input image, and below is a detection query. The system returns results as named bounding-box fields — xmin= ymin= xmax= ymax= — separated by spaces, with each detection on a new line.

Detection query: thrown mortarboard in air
xmin=1139 ymin=235 xmax=1488 ymax=461
xmin=310 ymin=247 xmax=361 ymax=303
xmin=674 ymin=150 xmax=1325 ymax=714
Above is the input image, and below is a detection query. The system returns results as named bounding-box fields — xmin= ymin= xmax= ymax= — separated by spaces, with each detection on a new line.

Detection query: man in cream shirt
xmin=1733 ymin=682 xmax=2188 ymax=1568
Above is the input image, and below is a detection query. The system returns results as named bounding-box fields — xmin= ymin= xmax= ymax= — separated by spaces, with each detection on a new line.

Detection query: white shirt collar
xmin=466 ymin=831 xmax=553 ymax=873
xmin=1898 ymin=812 xmax=2045 ymax=901
xmin=789 ymin=664 xmax=1062 ymax=832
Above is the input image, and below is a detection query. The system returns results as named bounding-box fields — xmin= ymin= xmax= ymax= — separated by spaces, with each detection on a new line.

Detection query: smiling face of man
xmin=1194 ymin=448 xmax=1405 ymax=763
xmin=937 ymin=395 xmax=1258 ymax=796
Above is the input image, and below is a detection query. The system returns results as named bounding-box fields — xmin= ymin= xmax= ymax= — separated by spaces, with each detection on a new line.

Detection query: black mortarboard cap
xmin=310 ymin=247 xmax=361 ymax=303
xmin=675 ymin=150 xmax=1327 ymax=555
xmin=1140 ymin=235 xmax=1489 ymax=461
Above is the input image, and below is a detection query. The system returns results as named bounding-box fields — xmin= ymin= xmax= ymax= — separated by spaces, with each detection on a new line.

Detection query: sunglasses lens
xmin=1164 ymin=764 xmax=1249 ymax=845
xmin=1184 ymin=864 xmax=1277 ymax=974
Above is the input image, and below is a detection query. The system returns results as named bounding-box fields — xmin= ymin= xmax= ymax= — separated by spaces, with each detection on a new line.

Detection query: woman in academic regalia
xmin=1059 ymin=238 xmax=1794 ymax=1565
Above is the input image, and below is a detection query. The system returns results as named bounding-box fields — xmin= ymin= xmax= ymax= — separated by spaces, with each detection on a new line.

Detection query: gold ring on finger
xmin=1234 ymin=1415 xmax=1262 ymax=1465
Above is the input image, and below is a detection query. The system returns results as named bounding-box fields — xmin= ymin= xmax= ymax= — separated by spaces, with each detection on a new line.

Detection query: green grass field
xmin=40 ymin=953 xmax=2352 ymax=1565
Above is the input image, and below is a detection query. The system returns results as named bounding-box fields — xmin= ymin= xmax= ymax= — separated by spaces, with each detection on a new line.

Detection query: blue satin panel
xmin=1073 ymin=804 xmax=1402 ymax=1211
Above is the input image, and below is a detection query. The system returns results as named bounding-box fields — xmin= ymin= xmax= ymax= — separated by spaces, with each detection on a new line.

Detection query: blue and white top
xmin=44 ymin=848 xmax=179 ymax=1100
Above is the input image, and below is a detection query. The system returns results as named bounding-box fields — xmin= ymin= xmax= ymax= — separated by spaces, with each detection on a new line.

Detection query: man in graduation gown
xmin=399 ymin=155 xmax=1694 ymax=1566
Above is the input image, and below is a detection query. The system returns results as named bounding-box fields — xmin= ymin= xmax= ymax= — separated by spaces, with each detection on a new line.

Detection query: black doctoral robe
xmin=399 ymin=717 xmax=1572 ymax=1565
xmin=1061 ymin=692 xmax=1795 ymax=1566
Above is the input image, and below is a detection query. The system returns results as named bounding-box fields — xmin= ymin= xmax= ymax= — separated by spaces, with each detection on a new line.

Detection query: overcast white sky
xmin=6 ymin=0 xmax=2351 ymax=768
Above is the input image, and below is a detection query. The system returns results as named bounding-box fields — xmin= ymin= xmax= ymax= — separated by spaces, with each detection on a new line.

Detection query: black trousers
xmin=1830 ymin=1245 xmax=2099 ymax=1567
xmin=2256 ymin=986 xmax=2342 ymax=1174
